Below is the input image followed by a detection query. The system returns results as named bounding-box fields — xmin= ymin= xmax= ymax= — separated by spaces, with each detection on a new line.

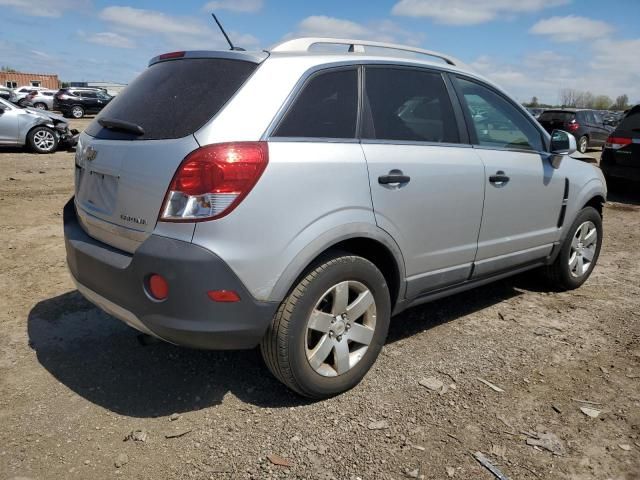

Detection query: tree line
xmin=524 ymin=90 xmax=630 ymax=111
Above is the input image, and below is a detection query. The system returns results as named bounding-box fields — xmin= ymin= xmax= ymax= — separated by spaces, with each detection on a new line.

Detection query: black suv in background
xmin=601 ymin=105 xmax=640 ymax=185
xmin=53 ymin=88 xmax=113 ymax=118
xmin=538 ymin=109 xmax=613 ymax=153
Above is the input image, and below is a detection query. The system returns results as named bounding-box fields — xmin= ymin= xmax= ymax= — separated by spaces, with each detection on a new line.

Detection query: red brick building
xmin=1 ymin=71 xmax=59 ymax=90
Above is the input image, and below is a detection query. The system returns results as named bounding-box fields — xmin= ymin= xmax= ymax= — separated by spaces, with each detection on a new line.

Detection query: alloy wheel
xmin=305 ymin=280 xmax=377 ymax=377
xmin=33 ymin=130 xmax=55 ymax=151
xmin=569 ymin=220 xmax=597 ymax=277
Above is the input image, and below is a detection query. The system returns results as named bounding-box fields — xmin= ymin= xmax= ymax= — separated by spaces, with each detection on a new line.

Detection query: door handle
xmin=378 ymin=170 xmax=410 ymax=185
xmin=489 ymin=171 xmax=510 ymax=185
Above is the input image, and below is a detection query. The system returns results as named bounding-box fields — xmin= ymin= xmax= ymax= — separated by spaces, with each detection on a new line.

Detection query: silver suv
xmin=64 ymin=38 xmax=606 ymax=398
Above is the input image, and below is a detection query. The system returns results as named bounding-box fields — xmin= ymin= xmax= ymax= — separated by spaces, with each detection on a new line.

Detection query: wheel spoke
xmin=583 ymin=228 xmax=597 ymax=247
xmin=308 ymin=335 xmax=334 ymax=370
xmin=307 ymin=310 xmax=334 ymax=333
xmin=569 ymin=252 xmax=578 ymax=270
xmin=582 ymin=248 xmax=594 ymax=262
xmin=346 ymin=290 xmax=374 ymax=321
xmin=579 ymin=223 xmax=589 ymax=241
xmin=347 ymin=322 xmax=374 ymax=345
xmin=333 ymin=341 xmax=350 ymax=375
xmin=576 ymin=255 xmax=585 ymax=274
xmin=331 ymin=281 xmax=349 ymax=315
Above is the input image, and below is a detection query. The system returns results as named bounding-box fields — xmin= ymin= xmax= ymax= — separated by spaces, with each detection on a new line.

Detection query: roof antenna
xmin=211 ymin=13 xmax=246 ymax=51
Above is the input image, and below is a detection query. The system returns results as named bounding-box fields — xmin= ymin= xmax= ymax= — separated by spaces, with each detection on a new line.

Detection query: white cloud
xmin=85 ymin=32 xmax=135 ymax=49
xmin=392 ymin=0 xmax=569 ymax=25
xmin=286 ymin=16 xmax=424 ymax=45
xmin=470 ymin=44 xmax=640 ymax=105
xmin=0 ymin=0 xmax=88 ymax=17
xmin=530 ymin=15 xmax=614 ymax=42
xmin=203 ymin=0 xmax=263 ymax=13
xmin=98 ymin=6 xmax=259 ymax=52
xmin=100 ymin=6 xmax=209 ymax=36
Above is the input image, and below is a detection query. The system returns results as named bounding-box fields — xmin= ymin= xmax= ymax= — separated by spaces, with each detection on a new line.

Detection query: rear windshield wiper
xmin=98 ymin=117 xmax=144 ymax=136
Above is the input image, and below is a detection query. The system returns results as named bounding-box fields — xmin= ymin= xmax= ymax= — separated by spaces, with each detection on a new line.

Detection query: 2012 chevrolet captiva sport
xmin=64 ymin=38 xmax=607 ymax=398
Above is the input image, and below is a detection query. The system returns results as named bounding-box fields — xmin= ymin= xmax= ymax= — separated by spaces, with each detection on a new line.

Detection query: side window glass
xmin=455 ymin=77 xmax=543 ymax=152
xmin=364 ymin=67 xmax=459 ymax=143
xmin=273 ymin=69 xmax=357 ymax=139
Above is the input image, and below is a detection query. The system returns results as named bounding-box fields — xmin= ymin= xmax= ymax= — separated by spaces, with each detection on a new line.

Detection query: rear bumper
xmin=601 ymin=151 xmax=640 ymax=182
xmin=63 ymin=198 xmax=278 ymax=349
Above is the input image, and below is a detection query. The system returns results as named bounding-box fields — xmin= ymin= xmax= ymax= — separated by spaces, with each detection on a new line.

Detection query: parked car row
xmin=3 ymin=85 xmax=113 ymax=118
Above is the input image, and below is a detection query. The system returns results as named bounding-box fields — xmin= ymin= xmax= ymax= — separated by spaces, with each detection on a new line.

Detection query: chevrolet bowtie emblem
xmin=85 ymin=146 xmax=98 ymax=161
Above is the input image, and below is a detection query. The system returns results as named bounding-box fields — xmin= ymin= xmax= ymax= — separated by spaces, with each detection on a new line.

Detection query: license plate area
xmin=77 ymin=168 xmax=119 ymax=215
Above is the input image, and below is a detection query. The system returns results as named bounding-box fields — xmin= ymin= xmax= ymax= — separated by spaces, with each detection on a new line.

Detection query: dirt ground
xmin=1 ymin=119 xmax=639 ymax=480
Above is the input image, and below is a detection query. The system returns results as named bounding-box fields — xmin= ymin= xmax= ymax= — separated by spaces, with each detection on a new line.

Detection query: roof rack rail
xmin=270 ymin=37 xmax=463 ymax=67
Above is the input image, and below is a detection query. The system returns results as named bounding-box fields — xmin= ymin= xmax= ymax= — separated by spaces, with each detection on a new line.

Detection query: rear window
xmin=539 ymin=111 xmax=575 ymax=123
xmin=85 ymin=58 xmax=258 ymax=140
xmin=618 ymin=107 xmax=640 ymax=131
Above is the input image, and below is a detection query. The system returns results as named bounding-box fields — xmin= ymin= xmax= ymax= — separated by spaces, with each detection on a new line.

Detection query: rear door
xmin=590 ymin=111 xmax=609 ymax=145
xmin=361 ymin=66 xmax=485 ymax=297
xmin=75 ymin=56 xmax=260 ymax=252
xmin=452 ymin=75 xmax=564 ymax=277
xmin=80 ymin=91 xmax=99 ymax=113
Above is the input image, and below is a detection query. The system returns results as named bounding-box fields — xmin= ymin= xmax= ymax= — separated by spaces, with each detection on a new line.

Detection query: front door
xmin=452 ymin=76 xmax=565 ymax=277
xmin=0 ymin=102 xmax=19 ymax=144
xmin=362 ymin=67 xmax=485 ymax=297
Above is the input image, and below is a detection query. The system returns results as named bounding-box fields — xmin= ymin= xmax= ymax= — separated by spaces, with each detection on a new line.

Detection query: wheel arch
xmin=269 ymin=226 xmax=406 ymax=310
xmin=583 ymin=194 xmax=605 ymax=217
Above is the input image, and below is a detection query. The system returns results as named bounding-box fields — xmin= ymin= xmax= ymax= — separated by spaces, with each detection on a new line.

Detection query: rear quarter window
xmin=85 ymin=58 xmax=258 ymax=141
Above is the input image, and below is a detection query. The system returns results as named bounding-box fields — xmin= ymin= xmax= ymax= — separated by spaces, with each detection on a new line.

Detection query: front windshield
xmin=0 ymin=97 xmax=13 ymax=108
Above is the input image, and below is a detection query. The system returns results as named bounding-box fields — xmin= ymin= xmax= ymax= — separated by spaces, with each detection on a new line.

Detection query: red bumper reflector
xmin=207 ymin=290 xmax=240 ymax=302
xmin=148 ymin=274 xmax=169 ymax=300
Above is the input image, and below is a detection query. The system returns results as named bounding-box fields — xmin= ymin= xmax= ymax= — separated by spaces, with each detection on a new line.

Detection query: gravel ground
xmin=1 ymin=122 xmax=639 ymax=480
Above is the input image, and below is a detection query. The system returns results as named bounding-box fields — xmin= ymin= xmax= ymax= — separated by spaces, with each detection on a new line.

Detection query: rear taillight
xmin=567 ymin=121 xmax=580 ymax=132
xmin=604 ymin=135 xmax=632 ymax=150
xmin=160 ymin=142 xmax=269 ymax=222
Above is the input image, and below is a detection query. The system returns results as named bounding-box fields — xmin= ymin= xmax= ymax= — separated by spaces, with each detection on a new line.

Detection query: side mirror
xmin=549 ymin=129 xmax=576 ymax=168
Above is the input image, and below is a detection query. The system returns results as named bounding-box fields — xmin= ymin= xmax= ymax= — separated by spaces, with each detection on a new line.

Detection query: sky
xmin=1 ymin=0 xmax=639 ymax=105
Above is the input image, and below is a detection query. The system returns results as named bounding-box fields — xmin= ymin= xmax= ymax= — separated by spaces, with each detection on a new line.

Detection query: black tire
xmin=33 ymin=102 xmax=47 ymax=110
xmin=261 ymin=252 xmax=391 ymax=399
xmin=27 ymin=126 xmax=58 ymax=154
xmin=577 ymin=135 xmax=589 ymax=154
xmin=71 ymin=105 xmax=84 ymax=118
xmin=544 ymin=206 xmax=602 ymax=290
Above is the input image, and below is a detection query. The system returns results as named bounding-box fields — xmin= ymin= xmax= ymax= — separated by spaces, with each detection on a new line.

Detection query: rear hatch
xmin=538 ymin=110 xmax=575 ymax=133
xmin=606 ymin=107 xmax=640 ymax=167
xmin=75 ymin=54 xmax=261 ymax=252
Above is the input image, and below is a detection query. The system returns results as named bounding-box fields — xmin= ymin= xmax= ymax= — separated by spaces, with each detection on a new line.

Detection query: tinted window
xmin=455 ymin=77 xmax=543 ymax=152
xmin=83 ymin=92 xmax=97 ymax=98
xmin=85 ymin=58 xmax=258 ymax=141
xmin=539 ymin=111 xmax=576 ymax=123
xmin=274 ymin=69 xmax=357 ymax=139
xmin=364 ymin=68 xmax=458 ymax=143
xmin=618 ymin=107 xmax=640 ymax=131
